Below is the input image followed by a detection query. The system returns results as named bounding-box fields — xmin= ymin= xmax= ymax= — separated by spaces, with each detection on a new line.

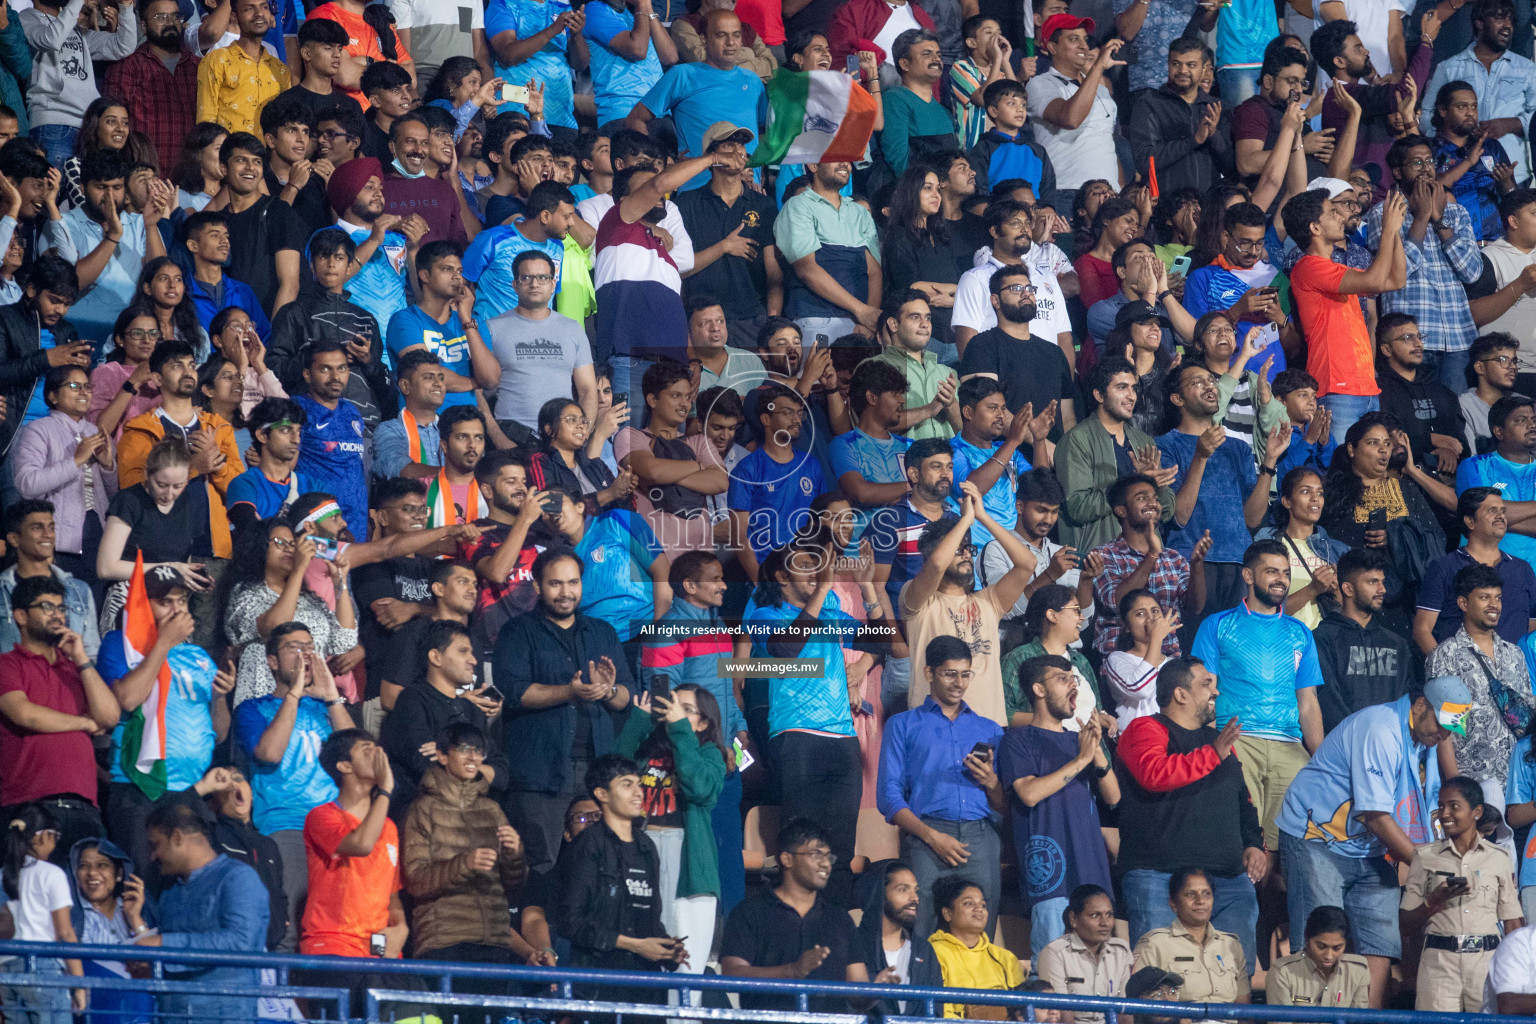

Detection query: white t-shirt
xmin=1312 ymin=0 xmax=1407 ymax=80
xmin=886 ymin=938 xmax=913 ymax=984
xmin=953 ymin=251 xmax=1071 ymax=342
xmin=1483 ymin=924 xmax=1536 ymax=1012
xmin=873 ymin=2 xmax=922 ymax=68
xmin=576 ymin=193 xmax=696 ymax=275
xmin=10 ymin=858 xmax=72 ymax=946
xmin=1025 ymin=69 xmax=1119 ymax=191
xmin=1103 ymin=650 xmax=1163 ymax=732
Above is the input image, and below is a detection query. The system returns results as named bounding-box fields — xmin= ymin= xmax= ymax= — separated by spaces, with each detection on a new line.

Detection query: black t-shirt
xmin=721 ymin=888 xmax=856 ymax=1011
xmin=224 ymin=195 xmax=307 ymax=315
xmin=884 ymin=227 xmax=963 ymax=343
xmin=106 ymin=482 xmax=214 ymax=563
xmin=947 ymin=211 xmax=989 ymax=274
xmin=674 ymin=184 xmax=777 ymax=319
xmin=956 ymin=328 xmax=1075 ymax=441
xmin=273 ymin=84 xmax=364 ymax=128
xmin=354 ymin=556 xmax=434 ymax=700
xmin=264 ymin=168 xmax=332 ymax=239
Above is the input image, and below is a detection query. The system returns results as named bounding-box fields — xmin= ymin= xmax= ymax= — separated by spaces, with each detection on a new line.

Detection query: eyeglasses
xmin=36 ymin=829 xmax=60 ymax=840
xmin=1390 ymin=332 xmax=1424 ymax=344
xmin=447 ymin=744 xmax=486 ymax=757
xmin=26 ymin=601 xmax=65 ymax=615
xmin=788 ymin=847 xmax=837 ymax=864
xmin=559 ymin=414 xmax=586 ymax=425
xmin=279 ymin=642 xmax=317 ymax=655
xmin=571 ymin=810 xmax=603 ymax=826
xmin=517 ymin=273 xmax=555 ymax=284
xmin=1000 ymin=283 xmax=1036 ymax=296
xmin=1401 ymin=157 xmax=1434 ymax=170
xmin=124 ymin=328 xmax=162 ymax=342
xmin=1481 ymin=354 xmax=1519 ymax=367
xmin=58 ymin=381 xmax=92 ymax=392
xmin=319 ymin=129 xmax=357 ymax=143
xmin=1231 ymin=238 xmax=1265 ymax=253
xmin=146 ymin=11 xmax=181 ymax=22
xmin=269 ymin=536 xmax=295 ymax=550
xmin=214 ymin=372 xmax=240 ymax=384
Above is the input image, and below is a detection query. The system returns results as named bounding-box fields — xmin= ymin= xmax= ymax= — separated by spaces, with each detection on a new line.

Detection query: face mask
xmin=392 ymin=158 xmax=426 ymax=180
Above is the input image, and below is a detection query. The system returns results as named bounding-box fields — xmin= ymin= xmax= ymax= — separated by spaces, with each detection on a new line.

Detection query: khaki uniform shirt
xmin=1133 ymin=920 xmax=1250 ymax=1006
xmin=1037 ymin=934 xmax=1133 ymax=1024
xmin=1401 ymin=837 xmax=1521 ymax=937
xmin=1265 ymin=951 xmax=1370 ymax=1009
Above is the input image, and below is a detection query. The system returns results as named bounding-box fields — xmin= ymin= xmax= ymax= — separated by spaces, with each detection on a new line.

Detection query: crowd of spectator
xmin=4 ymin=0 xmax=1536 ymax=1018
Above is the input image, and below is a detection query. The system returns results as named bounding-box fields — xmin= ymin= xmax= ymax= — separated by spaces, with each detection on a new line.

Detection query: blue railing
xmin=0 ymin=940 xmax=1513 ymax=1024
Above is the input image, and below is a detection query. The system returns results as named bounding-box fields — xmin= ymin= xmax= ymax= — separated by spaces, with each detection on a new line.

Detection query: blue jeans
xmin=610 ymin=354 xmax=654 ymax=408
xmin=1 ymin=956 xmax=70 ymax=1024
xmin=1420 ymin=349 xmax=1473 ymax=393
xmin=1278 ymin=830 xmax=1401 ymax=958
xmin=28 ymin=124 xmax=76 ymax=170
xmin=1317 ymin=393 xmax=1381 ymax=443
xmin=901 ymin=816 xmax=1003 ymax=940
xmin=1216 ymin=66 xmax=1261 ymax=104
xmin=1030 ymin=896 xmax=1070 ymax=962
xmin=1123 ymin=868 xmax=1259 ymax=975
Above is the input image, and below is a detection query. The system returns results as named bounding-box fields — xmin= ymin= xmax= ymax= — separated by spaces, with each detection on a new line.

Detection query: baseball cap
xmin=702 ymin=122 xmax=755 ymax=152
xmin=144 ymin=564 xmax=189 ymax=601
xmin=1126 ymin=967 xmax=1183 ymax=999
xmin=1424 ymin=676 xmax=1473 ymax=736
xmin=1114 ymin=299 xmax=1170 ymax=331
xmin=1039 ymin=13 xmax=1095 ymax=42
xmin=1306 ymin=176 xmax=1354 ymax=200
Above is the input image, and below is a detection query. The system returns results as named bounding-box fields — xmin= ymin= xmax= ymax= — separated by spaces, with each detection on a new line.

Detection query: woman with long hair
xmin=134 ymin=259 xmax=208 ymax=361
xmin=883 ymin=164 xmax=961 ymax=359
xmin=0 ymin=804 xmax=86 ymax=1022
xmin=62 ymin=97 xmax=130 ymax=208
xmin=1109 ymin=303 xmax=1174 ymax=435
xmin=196 ymin=354 xmax=248 ymax=451
xmin=1074 ymin=197 xmax=1142 ymax=310
xmin=423 ymin=55 xmax=503 ymax=137
xmin=528 ymin=397 xmax=629 ymax=516
xmin=209 ymin=306 xmax=286 ymax=419
xmin=1001 ymin=583 xmax=1112 ymax=732
xmin=88 ymin=309 xmax=163 ymax=439
xmin=1101 ymin=589 xmax=1171 ymax=730
xmin=221 ymin=516 xmax=358 ymax=706
xmin=1071 ymin=179 xmax=1115 ymax=254
xmin=614 ymin=684 xmax=727 ymax=1003
xmin=171 ymin=123 xmax=227 ymax=212
xmin=1254 ymin=467 xmax=1349 ymax=627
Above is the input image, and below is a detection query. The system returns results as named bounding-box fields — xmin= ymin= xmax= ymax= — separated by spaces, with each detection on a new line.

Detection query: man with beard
xmin=1374 ymin=312 xmax=1468 ymax=479
xmin=425 ymin=406 xmax=489 ymax=527
xmin=103 ymin=0 xmax=199 ymax=172
xmin=1314 ymin=14 xmax=1439 ymax=198
xmin=388 ymin=240 xmax=498 ymax=415
xmin=869 ymin=290 xmax=957 ymax=440
xmin=776 ymin=159 xmax=882 ymax=349
xmin=1114 ymin=656 xmax=1266 ymax=969
xmin=878 ymin=636 xmax=1006 ymax=938
xmin=461 ymin=448 xmax=582 ymax=655
xmin=43 ymin=149 xmax=171 ymax=344
xmin=1313 ymin=549 xmax=1411 ymax=733
xmin=0 ymin=574 xmax=119 ymax=862
xmin=1233 ymin=46 xmax=1332 ymax=190
xmin=372 ymin=351 xmax=447 ymax=480
xmin=958 ymin=267 xmax=1077 ymax=440
xmin=852 ymin=859 xmax=942 ymax=994
xmin=1429 ymin=82 xmax=1516 ymax=242
xmin=498 ymin=549 xmax=633 ymax=873
xmin=325 ymin=156 xmax=430 ymax=355
xmin=901 ymin=481 xmax=1038 ymax=726
xmin=382 ymin=112 xmax=470 ymax=246
xmin=466 ymin=180 xmax=578 ymax=326
xmin=1056 ymin=356 xmax=1177 ymax=551
xmin=998 ymin=655 xmax=1116 ymax=958
xmin=1458 ymin=394 xmax=1536 ymax=566
xmin=217 ymin=133 xmax=307 ymax=315
xmin=1128 ymin=39 xmax=1232 ymax=195
xmin=937 ymin=153 xmax=989 ymax=266
xmin=1191 ymin=540 xmax=1324 ymax=882
xmin=1027 ymin=19 xmax=1124 ymax=216
xmin=1365 ymin=135 xmax=1483 ymax=392
xmin=1421 ymin=0 xmax=1536 ymax=190
xmin=953 ymin=200 xmax=1073 ymax=372
xmin=1158 ymin=363 xmax=1291 ymax=614
xmin=295 ymin=340 xmax=370 ymax=541
xmin=1459 ymin=334 xmax=1520 ymax=452
xmin=1182 ymin=203 xmax=1295 ymax=378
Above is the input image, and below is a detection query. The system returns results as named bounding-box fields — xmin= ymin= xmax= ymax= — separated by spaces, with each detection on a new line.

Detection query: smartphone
xmin=1170 ymin=255 xmax=1192 ymax=277
xmin=540 ymin=493 xmax=564 ymax=516
xmin=1368 ymin=508 xmax=1387 ymax=530
xmin=480 ymin=683 xmax=505 ymax=704
xmin=311 ymin=535 xmax=340 ymax=561
xmin=1449 ymin=875 xmax=1468 ymax=887
xmin=846 ymin=54 xmax=860 ymax=76
xmin=970 ymin=741 xmax=994 ymax=760
xmin=650 ymin=674 xmax=672 ymax=698
xmin=498 ymin=83 xmax=530 ymax=105
xmin=370 ymin=932 xmax=387 ymax=957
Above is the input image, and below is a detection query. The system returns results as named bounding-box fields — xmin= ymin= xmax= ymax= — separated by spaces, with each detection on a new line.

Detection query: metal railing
xmin=0 ymin=940 xmax=1514 ymax=1024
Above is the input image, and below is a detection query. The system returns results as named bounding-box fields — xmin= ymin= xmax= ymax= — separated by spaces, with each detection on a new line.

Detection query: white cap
xmin=1307 ymin=176 xmax=1354 ymax=199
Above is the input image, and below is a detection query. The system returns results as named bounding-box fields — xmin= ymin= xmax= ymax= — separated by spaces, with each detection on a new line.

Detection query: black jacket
xmin=0 ymin=300 xmax=80 ymax=455
xmin=212 ymin=814 xmax=291 ymax=951
xmin=1128 ymin=84 xmax=1234 ymax=195
xmin=558 ymin=819 xmax=669 ymax=973
xmin=1375 ymin=367 xmax=1468 ymax=470
xmin=853 ymin=859 xmax=943 ymax=993
xmin=1311 ymin=609 xmax=1416 ymax=734
xmin=266 ymin=283 xmax=395 ymax=427
xmin=380 ymin=678 xmax=510 ymax=819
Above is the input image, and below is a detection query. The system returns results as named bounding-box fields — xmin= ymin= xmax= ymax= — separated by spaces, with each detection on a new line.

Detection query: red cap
xmin=1039 ymin=13 xmax=1095 ymax=41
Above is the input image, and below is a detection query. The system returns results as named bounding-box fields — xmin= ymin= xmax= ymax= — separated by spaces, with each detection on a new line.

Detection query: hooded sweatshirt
xmin=1311 ymin=608 xmax=1415 ymax=734
xmin=19 ymin=0 xmax=138 ymax=128
xmin=928 ymin=927 xmax=1025 ymax=1018
xmin=852 ymin=858 xmax=943 ymax=1002
xmin=67 ymin=837 xmax=158 ymax=1024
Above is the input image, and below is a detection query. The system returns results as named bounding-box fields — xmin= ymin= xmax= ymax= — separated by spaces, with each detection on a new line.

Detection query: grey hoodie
xmin=19 ymin=0 xmax=137 ymax=128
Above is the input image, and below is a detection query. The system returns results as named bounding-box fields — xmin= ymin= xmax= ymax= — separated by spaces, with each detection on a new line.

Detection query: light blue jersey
xmin=1508 ymin=736 xmax=1536 ymax=888
xmin=949 ymin=435 xmax=1030 ymax=548
xmin=385 ymin=305 xmax=478 ymax=411
xmin=326 ymin=224 xmax=409 ymax=367
xmin=584 ymin=1 xmax=663 ymax=127
xmin=577 ymin=508 xmax=662 ymax=641
xmin=100 ymin=633 xmax=218 ymax=792
xmin=1190 ymin=600 xmax=1324 ymax=742
xmin=234 ymin=694 xmax=340 ymax=835
xmin=1457 ymin=451 xmax=1536 ymax=566
xmin=485 ymin=0 xmax=579 ymax=128
xmin=639 ymin=62 xmax=766 ymax=189
xmin=744 ymin=590 xmax=857 ymax=738
xmin=462 ymin=221 xmax=565 ymax=321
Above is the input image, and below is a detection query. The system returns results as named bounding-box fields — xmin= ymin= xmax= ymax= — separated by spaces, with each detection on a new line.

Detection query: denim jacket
xmin=0 ymin=564 xmax=99 ymax=659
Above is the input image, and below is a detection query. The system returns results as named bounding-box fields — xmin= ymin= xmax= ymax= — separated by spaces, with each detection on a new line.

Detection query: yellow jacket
xmin=929 ymin=929 xmax=1025 ymax=1019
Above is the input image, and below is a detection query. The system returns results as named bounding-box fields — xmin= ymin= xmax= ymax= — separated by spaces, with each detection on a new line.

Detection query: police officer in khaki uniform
xmin=1036 ymin=884 xmax=1134 ymax=1023
xmin=1266 ymin=905 xmax=1370 ymax=1009
xmin=1132 ymin=868 xmax=1251 ymax=1007
xmin=1402 ymin=777 xmax=1525 ymax=1012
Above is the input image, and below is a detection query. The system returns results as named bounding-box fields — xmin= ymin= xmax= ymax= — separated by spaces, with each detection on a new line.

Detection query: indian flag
xmin=119 ymin=553 xmax=170 ymax=799
xmin=750 ymin=69 xmax=878 ymax=168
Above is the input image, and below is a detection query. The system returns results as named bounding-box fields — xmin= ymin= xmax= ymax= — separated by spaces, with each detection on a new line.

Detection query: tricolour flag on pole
xmin=119 ymin=552 xmax=169 ymax=799
xmin=749 ymin=68 xmax=879 ymax=169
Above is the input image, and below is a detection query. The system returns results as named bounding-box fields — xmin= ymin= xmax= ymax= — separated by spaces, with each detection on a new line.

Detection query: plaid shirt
xmin=104 ymin=44 xmax=200 ymax=175
xmin=1090 ymin=536 xmax=1189 ymax=657
xmin=1432 ymin=134 xmax=1513 ymax=242
xmin=1363 ymin=194 xmax=1482 ymax=353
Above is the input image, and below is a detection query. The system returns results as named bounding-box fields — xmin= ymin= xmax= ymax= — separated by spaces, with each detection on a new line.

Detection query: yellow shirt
xmin=1265 ymin=951 xmax=1369 ymax=1009
xmin=197 ymin=41 xmax=291 ymax=135
xmin=929 ymin=929 xmax=1026 ymax=1018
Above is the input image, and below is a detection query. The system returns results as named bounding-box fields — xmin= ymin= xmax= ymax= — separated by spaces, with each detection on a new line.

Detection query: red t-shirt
xmin=735 ymin=0 xmax=784 ymax=45
xmin=0 ymin=647 xmax=98 ymax=806
xmin=1074 ymin=253 xmax=1120 ymax=311
xmin=307 ymin=3 xmax=413 ymax=111
xmin=1289 ymin=254 xmax=1379 ymax=398
xmin=300 ymin=802 xmax=401 ymax=957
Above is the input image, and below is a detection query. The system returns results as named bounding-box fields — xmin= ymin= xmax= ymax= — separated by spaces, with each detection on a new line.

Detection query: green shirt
xmin=879 ymin=86 xmax=959 ymax=177
xmin=773 ymin=186 xmax=882 ymax=265
xmin=870 ymin=347 xmax=956 ymax=441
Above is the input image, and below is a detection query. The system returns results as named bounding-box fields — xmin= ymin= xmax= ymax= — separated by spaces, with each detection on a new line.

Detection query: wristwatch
xmin=371 ymin=786 xmax=392 ymax=802
xmin=1258 ymin=463 xmax=1276 ymax=476
xmin=121 ymin=380 xmax=138 ymax=396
